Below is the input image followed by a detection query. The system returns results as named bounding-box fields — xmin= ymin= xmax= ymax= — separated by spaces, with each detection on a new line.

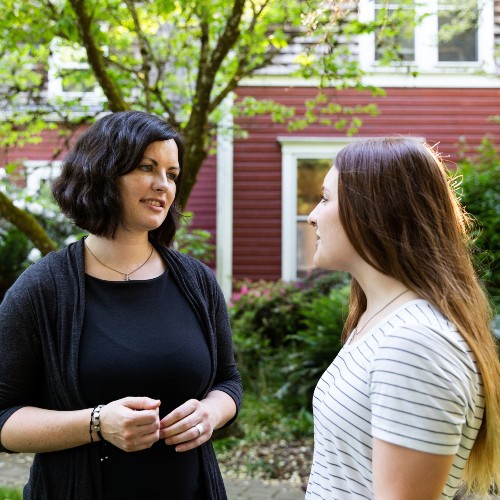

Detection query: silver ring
xmin=195 ymin=423 xmax=204 ymax=436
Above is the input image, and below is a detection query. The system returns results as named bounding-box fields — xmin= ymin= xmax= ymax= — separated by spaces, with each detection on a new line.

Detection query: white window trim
xmin=216 ymin=94 xmax=234 ymax=301
xmin=277 ymin=137 xmax=357 ymax=282
xmin=357 ymin=0 xmax=497 ymax=88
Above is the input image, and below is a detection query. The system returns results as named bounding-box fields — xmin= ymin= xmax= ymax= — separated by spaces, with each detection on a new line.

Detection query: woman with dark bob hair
xmin=305 ymin=137 xmax=500 ymax=499
xmin=0 ymin=110 xmax=242 ymax=500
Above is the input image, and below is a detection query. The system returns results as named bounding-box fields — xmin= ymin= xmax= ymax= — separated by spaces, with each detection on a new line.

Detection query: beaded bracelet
xmin=89 ymin=406 xmax=97 ymax=443
xmin=93 ymin=404 xmax=105 ymax=441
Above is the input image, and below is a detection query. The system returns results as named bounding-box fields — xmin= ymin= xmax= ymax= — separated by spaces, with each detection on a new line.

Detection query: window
xmin=358 ymin=0 xmax=494 ymax=78
xmin=438 ymin=1 xmax=478 ymax=62
xmin=47 ymin=38 xmax=103 ymax=101
xmin=297 ymin=158 xmax=332 ymax=277
xmin=23 ymin=161 xmax=61 ymax=195
xmin=374 ymin=3 xmax=416 ymax=63
xmin=278 ymin=137 xmax=356 ymax=281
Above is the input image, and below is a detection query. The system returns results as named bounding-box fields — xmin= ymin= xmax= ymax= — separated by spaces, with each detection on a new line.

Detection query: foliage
xmin=0 ymin=0 xmax=418 ymax=248
xmin=278 ymin=285 xmax=350 ymax=410
xmin=229 ymin=270 xmax=350 ymax=410
xmin=0 ymin=177 xmax=82 ymax=299
xmin=455 ymin=137 xmax=500 ymax=309
xmin=0 ymin=487 xmax=22 ymax=500
xmin=0 ymin=223 xmax=31 ymax=296
xmin=175 ymin=212 xmax=214 ymax=264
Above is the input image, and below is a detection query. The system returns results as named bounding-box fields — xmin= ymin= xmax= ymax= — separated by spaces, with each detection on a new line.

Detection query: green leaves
xmin=455 ymin=137 xmax=500 ymax=309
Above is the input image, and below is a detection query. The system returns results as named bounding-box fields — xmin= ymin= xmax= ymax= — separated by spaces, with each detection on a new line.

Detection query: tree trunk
xmin=0 ymin=192 xmax=57 ymax=255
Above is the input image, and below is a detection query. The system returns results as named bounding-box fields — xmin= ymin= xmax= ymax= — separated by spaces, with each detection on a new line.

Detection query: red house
xmin=184 ymin=0 xmax=500 ymax=297
xmin=5 ymin=0 xmax=500 ymax=298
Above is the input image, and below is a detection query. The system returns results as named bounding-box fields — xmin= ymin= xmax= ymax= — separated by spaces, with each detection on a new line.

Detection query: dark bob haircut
xmin=52 ymin=111 xmax=184 ymax=247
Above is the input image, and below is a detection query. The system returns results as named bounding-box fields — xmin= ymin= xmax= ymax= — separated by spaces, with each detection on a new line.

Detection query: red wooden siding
xmin=4 ymin=86 xmax=500 ymax=283
xmin=232 ymin=86 xmax=500 ymax=282
xmin=185 ymin=153 xmax=216 ymax=237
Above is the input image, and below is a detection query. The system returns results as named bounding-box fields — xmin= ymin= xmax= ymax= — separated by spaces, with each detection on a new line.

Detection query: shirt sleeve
xmin=369 ymin=324 xmax=480 ymax=455
xmin=0 ymin=276 xmax=43 ymax=452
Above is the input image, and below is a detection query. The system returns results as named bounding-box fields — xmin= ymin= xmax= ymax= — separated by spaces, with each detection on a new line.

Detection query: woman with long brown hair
xmin=306 ymin=137 xmax=500 ymax=499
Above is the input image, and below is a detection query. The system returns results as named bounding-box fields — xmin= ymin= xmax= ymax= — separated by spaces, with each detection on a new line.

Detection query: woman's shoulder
xmin=379 ymin=301 xmax=477 ymax=373
xmin=5 ymin=241 xmax=82 ymax=298
xmin=159 ymin=246 xmax=215 ymax=279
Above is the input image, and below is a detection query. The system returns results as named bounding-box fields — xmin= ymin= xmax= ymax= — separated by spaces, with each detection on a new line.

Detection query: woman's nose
xmin=308 ymin=208 xmax=317 ymax=227
xmin=153 ymin=173 xmax=169 ymax=192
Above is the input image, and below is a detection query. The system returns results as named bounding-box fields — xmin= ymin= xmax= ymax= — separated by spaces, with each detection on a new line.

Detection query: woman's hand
xmin=159 ymin=390 xmax=236 ymax=452
xmin=99 ymin=397 xmax=161 ymax=452
xmin=159 ymin=399 xmax=216 ymax=452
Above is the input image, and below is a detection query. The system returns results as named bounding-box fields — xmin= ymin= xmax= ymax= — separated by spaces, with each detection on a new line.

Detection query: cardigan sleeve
xmin=0 ymin=271 xmax=44 ymax=452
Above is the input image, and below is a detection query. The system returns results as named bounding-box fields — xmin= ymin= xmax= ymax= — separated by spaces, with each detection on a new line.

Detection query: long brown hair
xmin=336 ymin=137 xmax=500 ymax=494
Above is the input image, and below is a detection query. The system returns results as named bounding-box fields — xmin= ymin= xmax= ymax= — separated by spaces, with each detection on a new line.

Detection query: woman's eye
xmin=320 ymin=195 xmax=327 ymax=203
xmin=138 ymin=164 xmax=153 ymax=172
xmin=167 ymin=172 xmax=178 ymax=181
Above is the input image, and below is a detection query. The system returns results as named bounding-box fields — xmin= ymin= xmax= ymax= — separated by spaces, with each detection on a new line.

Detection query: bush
xmin=174 ymin=212 xmax=214 ymax=264
xmin=0 ymin=223 xmax=31 ymax=297
xmin=229 ymin=270 xmax=350 ymax=411
xmin=455 ymin=137 xmax=500 ymax=309
xmin=278 ymin=285 xmax=350 ymax=410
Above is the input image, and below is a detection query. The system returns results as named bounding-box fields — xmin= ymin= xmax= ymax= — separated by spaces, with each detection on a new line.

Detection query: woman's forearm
xmin=1 ymin=406 xmax=94 ymax=453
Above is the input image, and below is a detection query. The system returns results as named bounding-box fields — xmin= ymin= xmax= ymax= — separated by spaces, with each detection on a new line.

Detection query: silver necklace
xmin=350 ymin=289 xmax=410 ymax=342
xmin=85 ymin=240 xmax=154 ymax=281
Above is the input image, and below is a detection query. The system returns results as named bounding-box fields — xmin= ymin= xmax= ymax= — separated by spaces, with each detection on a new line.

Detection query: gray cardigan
xmin=0 ymin=238 xmax=242 ymax=499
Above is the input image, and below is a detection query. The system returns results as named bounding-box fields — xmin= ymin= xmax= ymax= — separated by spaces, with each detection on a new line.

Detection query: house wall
xmin=5 ymin=85 xmax=500 ymax=284
xmin=231 ymin=85 xmax=500 ymax=282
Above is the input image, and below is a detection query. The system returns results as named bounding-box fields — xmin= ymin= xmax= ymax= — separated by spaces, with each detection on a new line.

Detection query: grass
xmin=0 ymin=487 xmax=22 ymax=500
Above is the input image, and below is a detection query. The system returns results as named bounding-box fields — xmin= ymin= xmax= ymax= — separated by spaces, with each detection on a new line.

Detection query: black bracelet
xmin=93 ymin=404 xmax=105 ymax=441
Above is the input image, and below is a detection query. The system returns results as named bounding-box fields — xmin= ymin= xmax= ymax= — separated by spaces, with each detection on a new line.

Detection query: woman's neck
xmin=352 ymin=265 xmax=416 ymax=314
xmin=85 ymin=233 xmax=152 ymax=264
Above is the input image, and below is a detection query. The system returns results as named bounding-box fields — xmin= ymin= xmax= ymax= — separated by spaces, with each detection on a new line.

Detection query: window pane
xmin=297 ymin=219 xmax=318 ymax=278
xmin=297 ymin=158 xmax=332 ymax=277
xmin=297 ymin=158 xmax=332 ymax=215
xmin=438 ymin=7 xmax=478 ymax=62
xmin=374 ymin=6 xmax=415 ymax=62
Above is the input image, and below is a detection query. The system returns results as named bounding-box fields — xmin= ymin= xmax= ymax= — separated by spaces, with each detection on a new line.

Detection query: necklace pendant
xmin=124 ymin=274 xmax=130 ymax=281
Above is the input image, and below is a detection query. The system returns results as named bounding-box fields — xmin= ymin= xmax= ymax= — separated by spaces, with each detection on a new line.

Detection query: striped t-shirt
xmin=305 ymin=300 xmax=484 ymax=499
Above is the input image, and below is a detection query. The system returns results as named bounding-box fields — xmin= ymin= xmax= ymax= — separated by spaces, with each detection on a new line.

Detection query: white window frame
xmin=47 ymin=38 xmax=104 ymax=104
xmin=277 ymin=137 xmax=357 ymax=281
xmin=358 ymin=0 xmax=496 ymax=87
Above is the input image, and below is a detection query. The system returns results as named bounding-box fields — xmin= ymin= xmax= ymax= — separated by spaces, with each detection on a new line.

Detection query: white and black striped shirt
xmin=306 ymin=300 xmax=484 ymax=499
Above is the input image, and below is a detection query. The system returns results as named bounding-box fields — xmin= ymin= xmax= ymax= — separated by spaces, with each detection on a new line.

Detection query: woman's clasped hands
xmin=98 ymin=397 xmax=215 ymax=453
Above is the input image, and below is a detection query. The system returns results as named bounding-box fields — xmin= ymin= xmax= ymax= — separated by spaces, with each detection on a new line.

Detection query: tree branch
xmin=0 ymin=192 xmax=57 ymax=255
xmin=68 ymin=0 xmax=128 ymax=112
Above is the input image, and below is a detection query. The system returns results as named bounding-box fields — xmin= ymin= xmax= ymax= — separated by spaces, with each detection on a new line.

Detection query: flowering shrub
xmin=229 ymin=270 xmax=350 ymax=410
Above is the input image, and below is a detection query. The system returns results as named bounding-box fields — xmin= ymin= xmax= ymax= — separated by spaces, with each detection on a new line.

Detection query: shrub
xmin=174 ymin=212 xmax=214 ymax=264
xmin=455 ymin=137 xmax=500 ymax=309
xmin=229 ymin=270 xmax=350 ymax=410
xmin=278 ymin=284 xmax=350 ymax=410
xmin=0 ymin=223 xmax=31 ymax=298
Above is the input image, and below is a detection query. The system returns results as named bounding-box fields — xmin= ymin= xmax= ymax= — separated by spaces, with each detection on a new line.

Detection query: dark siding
xmin=232 ymin=86 xmax=500 ymax=281
xmin=185 ymin=153 xmax=217 ymax=236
